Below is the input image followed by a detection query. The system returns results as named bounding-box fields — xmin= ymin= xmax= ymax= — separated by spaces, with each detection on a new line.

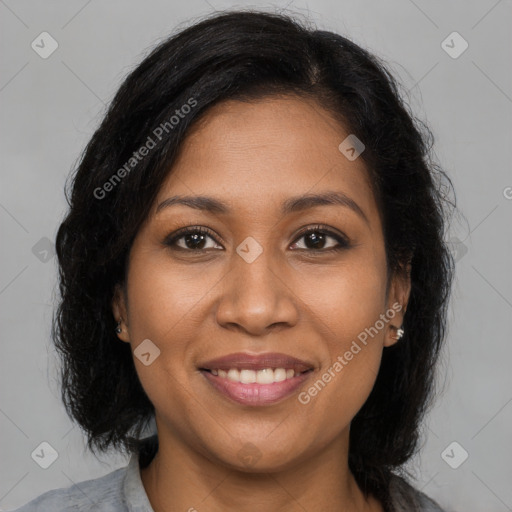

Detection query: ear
xmin=112 ymin=283 xmax=130 ymax=343
xmin=384 ymin=262 xmax=411 ymax=348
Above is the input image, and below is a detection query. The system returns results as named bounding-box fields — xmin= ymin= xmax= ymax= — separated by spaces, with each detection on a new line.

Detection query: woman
xmin=15 ymin=9 xmax=454 ymax=512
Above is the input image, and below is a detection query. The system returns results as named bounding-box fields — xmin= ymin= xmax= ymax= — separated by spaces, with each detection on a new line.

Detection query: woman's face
xmin=114 ymin=95 xmax=409 ymax=472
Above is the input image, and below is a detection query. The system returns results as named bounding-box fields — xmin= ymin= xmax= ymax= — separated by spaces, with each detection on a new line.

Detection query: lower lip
xmin=201 ymin=370 xmax=313 ymax=406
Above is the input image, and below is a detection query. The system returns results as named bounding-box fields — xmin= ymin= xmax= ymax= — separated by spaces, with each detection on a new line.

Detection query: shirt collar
xmin=123 ymin=444 xmax=156 ymax=511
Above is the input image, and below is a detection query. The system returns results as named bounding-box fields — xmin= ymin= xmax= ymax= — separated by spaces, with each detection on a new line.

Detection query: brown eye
xmin=290 ymin=225 xmax=350 ymax=252
xmin=165 ymin=227 xmax=223 ymax=251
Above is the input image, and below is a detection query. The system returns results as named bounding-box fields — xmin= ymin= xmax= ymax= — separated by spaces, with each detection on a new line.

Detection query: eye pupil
xmin=305 ymin=231 xmax=325 ymax=249
xmin=185 ymin=233 xmax=206 ymax=250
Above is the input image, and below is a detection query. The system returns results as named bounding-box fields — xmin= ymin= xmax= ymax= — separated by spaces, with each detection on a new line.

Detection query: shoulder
xmin=10 ymin=465 xmax=128 ymax=512
xmin=11 ymin=435 xmax=158 ymax=512
xmin=389 ymin=474 xmax=446 ymax=512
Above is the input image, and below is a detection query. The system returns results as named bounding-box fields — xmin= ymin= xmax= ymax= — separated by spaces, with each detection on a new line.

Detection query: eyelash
xmin=164 ymin=224 xmax=350 ymax=254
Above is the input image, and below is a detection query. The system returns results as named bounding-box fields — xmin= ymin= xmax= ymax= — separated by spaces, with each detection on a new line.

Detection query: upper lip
xmin=198 ymin=352 xmax=314 ymax=373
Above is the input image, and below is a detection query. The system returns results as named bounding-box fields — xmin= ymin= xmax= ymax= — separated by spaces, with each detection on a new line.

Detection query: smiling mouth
xmin=197 ymin=352 xmax=315 ymax=406
xmin=199 ymin=366 xmax=314 ymax=406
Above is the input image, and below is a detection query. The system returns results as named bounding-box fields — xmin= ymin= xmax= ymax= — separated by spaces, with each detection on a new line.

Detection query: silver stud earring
xmin=394 ymin=326 xmax=404 ymax=340
xmin=115 ymin=321 xmax=122 ymax=334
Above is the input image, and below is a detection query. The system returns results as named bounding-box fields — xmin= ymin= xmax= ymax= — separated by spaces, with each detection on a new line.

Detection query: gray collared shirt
xmin=12 ymin=452 xmax=153 ymax=512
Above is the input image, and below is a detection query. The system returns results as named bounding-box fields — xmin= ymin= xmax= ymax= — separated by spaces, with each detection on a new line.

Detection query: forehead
xmin=153 ymin=95 xmax=378 ymax=223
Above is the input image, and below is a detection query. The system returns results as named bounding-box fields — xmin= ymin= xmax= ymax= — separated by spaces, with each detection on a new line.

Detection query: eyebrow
xmin=156 ymin=191 xmax=369 ymax=224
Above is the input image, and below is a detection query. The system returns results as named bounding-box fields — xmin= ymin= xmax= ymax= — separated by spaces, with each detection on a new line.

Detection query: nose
xmin=215 ymin=250 xmax=300 ymax=336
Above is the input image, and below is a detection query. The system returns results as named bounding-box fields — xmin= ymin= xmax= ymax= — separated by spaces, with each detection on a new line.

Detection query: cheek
xmin=123 ymin=255 xmax=205 ymax=424
xmin=123 ymin=249 xmax=216 ymax=404
xmin=296 ymin=253 xmax=388 ymax=344
xmin=125 ymin=246 xmax=216 ymax=345
xmin=295 ymin=256 xmax=388 ymax=419
xmin=297 ymin=328 xmax=384 ymax=446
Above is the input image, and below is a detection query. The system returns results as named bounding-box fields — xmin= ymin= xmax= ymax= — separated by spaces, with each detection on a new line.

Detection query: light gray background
xmin=1 ymin=1 xmax=511 ymax=511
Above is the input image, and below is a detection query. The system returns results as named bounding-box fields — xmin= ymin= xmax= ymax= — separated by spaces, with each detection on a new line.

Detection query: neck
xmin=140 ymin=430 xmax=384 ymax=512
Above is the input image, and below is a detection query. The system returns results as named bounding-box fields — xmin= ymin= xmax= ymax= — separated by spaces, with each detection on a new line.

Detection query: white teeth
xmin=239 ymin=369 xmax=256 ymax=383
xmin=273 ymin=368 xmax=287 ymax=382
xmin=227 ymin=369 xmax=240 ymax=382
xmin=256 ymin=368 xmax=274 ymax=384
xmin=211 ymin=368 xmax=300 ymax=383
